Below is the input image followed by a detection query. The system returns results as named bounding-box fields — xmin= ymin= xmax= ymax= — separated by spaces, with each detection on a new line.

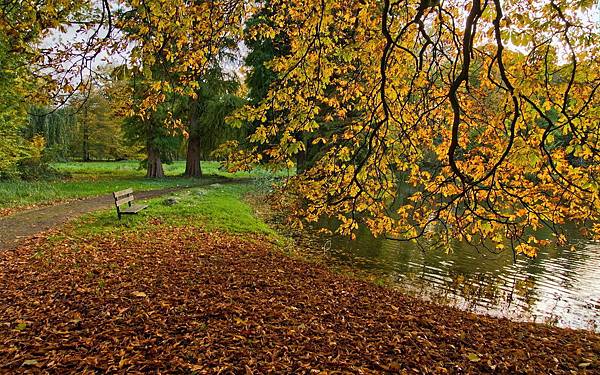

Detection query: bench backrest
xmin=113 ymin=188 xmax=135 ymax=208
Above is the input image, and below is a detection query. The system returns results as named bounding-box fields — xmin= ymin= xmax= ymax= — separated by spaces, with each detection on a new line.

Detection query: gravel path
xmin=0 ymin=187 xmax=189 ymax=251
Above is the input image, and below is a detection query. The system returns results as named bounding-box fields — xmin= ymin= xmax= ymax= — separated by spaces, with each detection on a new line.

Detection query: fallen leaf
xmin=0 ymin=226 xmax=597 ymax=373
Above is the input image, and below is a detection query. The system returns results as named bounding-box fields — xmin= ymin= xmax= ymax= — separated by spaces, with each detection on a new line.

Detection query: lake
xmin=303 ymin=223 xmax=600 ymax=332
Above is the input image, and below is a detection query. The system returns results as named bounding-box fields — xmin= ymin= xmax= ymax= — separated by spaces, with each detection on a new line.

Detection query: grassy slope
xmin=61 ymin=182 xmax=280 ymax=241
xmin=0 ymin=161 xmax=291 ymax=210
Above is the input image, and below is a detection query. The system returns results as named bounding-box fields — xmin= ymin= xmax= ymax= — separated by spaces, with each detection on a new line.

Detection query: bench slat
xmin=114 ymin=188 xmax=134 ymax=199
xmin=120 ymin=204 xmax=148 ymax=214
xmin=115 ymin=195 xmax=135 ymax=207
xmin=113 ymin=188 xmax=148 ymax=219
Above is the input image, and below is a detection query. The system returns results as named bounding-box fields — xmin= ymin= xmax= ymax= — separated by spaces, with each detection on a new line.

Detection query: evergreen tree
xmin=244 ymin=1 xmax=287 ymax=105
xmin=184 ymin=67 xmax=244 ymax=177
xmin=123 ymin=67 xmax=182 ymax=178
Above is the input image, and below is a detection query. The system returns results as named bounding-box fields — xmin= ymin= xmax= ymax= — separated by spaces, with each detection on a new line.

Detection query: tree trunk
xmin=296 ymin=148 xmax=307 ymax=174
xmin=184 ymin=135 xmax=203 ymax=178
xmin=146 ymin=145 xmax=164 ymax=178
xmin=184 ymin=98 xmax=202 ymax=178
xmin=82 ymin=105 xmax=90 ymax=162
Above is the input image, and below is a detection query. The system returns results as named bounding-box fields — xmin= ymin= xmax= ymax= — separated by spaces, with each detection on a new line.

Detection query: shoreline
xmin=244 ymin=191 xmax=600 ymax=334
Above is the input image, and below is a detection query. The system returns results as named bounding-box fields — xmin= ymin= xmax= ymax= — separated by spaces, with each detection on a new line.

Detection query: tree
xmin=232 ymin=0 xmax=600 ymax=255
xmin=115 ymin=0 xmax=247 ymax=178
xmin=72 ymin=87 xmax=131 ymax=161
xmin=242 ymin=0 xmax=346 ymax=173
xmin=244 ymin=1 xmax=287 ymax=106
xmin=26 ymin=70 xmax=134 ymax=163
xmin=122 ymin=66 xmax=182 ymax=178
xmin=26 ymin=106 xmax=76 ymax=161
xmin=116 ymin=0 xmax=245 ymax=117
xmin=0 ymin=31 xmax=38 ymax=178
xmin=4 ymin=0 xmax=598 ymax=254
xmin=184 ymin=66 xmax=244 ymax=178
xmin=0 ymin=0 xmax=112 ymax=176
xmin=123 ymin=106 xmax=180 ymax=178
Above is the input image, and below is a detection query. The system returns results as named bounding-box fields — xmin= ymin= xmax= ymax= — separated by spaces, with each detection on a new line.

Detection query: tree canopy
xmin=1 ymin=0 xmax=598 ymax=254
xmin=230 ymin=0 xmax=600 ymax=256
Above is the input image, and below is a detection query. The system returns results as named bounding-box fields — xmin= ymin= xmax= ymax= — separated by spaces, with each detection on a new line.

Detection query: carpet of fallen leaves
xmin=1 ymin=226 xmax=598 ymax=374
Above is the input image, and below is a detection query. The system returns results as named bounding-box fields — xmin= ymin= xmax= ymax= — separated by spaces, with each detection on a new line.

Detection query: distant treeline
xmin=25 ymin=104 xmax=142 ymax=162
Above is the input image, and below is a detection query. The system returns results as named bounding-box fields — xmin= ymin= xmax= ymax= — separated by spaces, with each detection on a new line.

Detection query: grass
xmin=52 ymin=160 xmax=291 ymax=180
xmin=0 ymin=160 xmax=292 ymax=210
xmin=62 ymin=182 xmax=282 ymax=241
xmin=0 ymin=177 xmax=203 ymax=210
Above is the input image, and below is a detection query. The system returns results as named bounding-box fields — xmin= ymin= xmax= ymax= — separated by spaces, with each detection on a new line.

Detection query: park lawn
xmin=0 ymin=161 xmax=292 ymax=211
xmin=51 ymin=160 xmax=255 ymax=179
xmin=52 ymin=160 xmax=290 ymax=180
xmin=61 ymin=182 xmax=279 ymax=240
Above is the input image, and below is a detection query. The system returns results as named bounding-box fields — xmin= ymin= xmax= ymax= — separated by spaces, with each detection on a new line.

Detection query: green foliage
xmin=191 ymin=67 xmax=246 ymax=159
xmin=17 ymin=156 xmax=66 ymax=181
xmin=24 ymin=74 xmax=139 ymax=163
xmin=25 ymin=107 xmax=77 ymax=161
xmin=122 ymin=70 xmax=185 ymax=166
xmin=0 ymin=33 xmax=33 ymax=178
xmin=244 ymin=1 xmax=288 ymax=104
xmin=71 ymin=89 xmax=134 ymax=161
xmin=123 ymin=111 xmax=183 ymax=161
xmin=243 ymin=3 xmax=321 ymax=172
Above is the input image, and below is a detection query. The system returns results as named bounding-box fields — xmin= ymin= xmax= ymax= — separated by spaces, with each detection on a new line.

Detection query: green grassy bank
xmin=48 ymin=182 xmax=282 ymax=246
xmin=0 ymin=161 xmax=291 ymax=211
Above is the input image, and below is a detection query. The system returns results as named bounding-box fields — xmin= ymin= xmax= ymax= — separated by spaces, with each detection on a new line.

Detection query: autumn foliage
xmin=2 ymin=1 xmax=599 ymax=247
xmin=229 ymin=0 xmax=600 ymax=255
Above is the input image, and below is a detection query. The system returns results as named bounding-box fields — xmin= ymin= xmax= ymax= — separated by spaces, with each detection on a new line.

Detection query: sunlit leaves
xmin=232 ymin=0 xmax=599 ymax=256
xmin=4 ymin=0 xmax=598 ymax=255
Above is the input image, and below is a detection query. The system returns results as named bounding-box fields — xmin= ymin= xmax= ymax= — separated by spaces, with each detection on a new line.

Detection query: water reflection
xmin=308 ymin=223 xmax=600 ymax=332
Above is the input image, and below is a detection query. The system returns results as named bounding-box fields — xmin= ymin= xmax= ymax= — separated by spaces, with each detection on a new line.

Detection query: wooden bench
xmin=113 ymin=188 xmax=148 ymax=219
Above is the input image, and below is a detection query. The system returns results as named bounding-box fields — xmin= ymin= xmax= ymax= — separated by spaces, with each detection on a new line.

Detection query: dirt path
xmin=0 ymin=184 xmax=214 ymax=251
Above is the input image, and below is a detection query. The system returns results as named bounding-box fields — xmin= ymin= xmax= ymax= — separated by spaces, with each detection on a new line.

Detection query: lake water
xmin=305 ymin=223 xmax=600 ymax=332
